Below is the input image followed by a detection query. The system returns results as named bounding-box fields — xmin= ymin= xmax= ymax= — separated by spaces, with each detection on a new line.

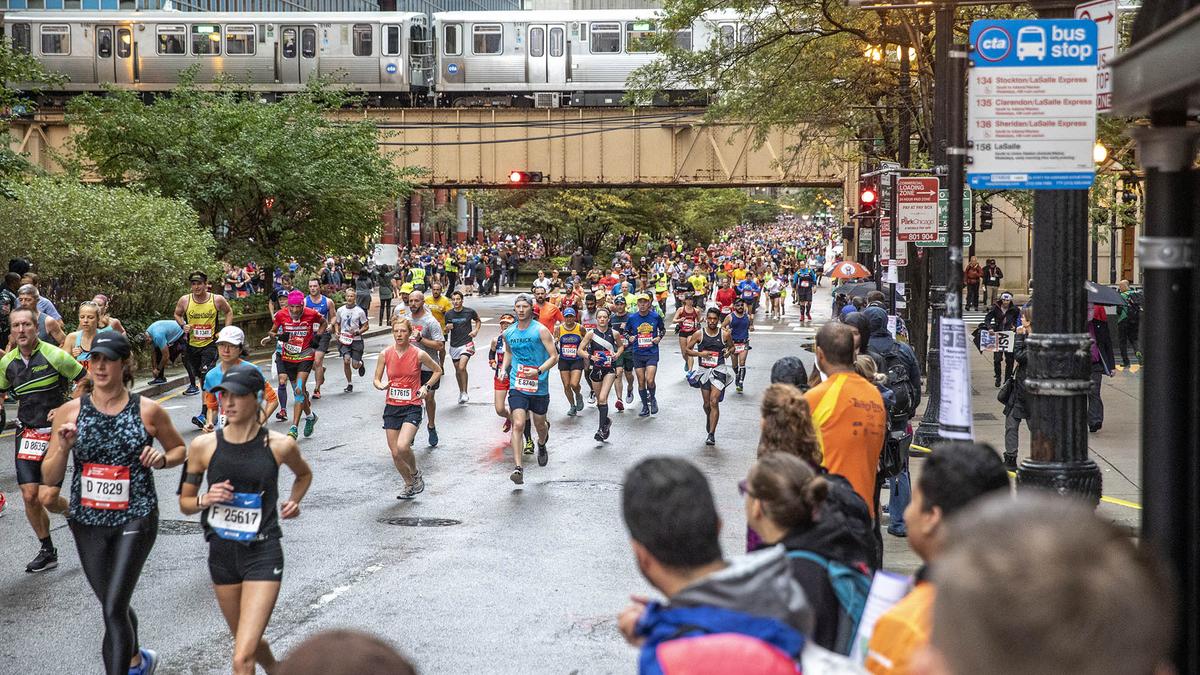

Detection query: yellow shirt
xmin=185 ymin=294 xmax=218 ymax=348
xmin=427 ymin=295 xmax=453 ymax=330
xmin=866 ymin=582 xmax=935 ymax=675
xmin=687 ymin=274 xmax=708 ymax=293
xmin=732 ymin=268 xmax=748 ymax=282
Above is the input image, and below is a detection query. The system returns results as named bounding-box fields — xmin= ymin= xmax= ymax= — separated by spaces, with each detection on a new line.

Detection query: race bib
xmin=637 ymin=335 xmax=653 ymax=348
xmin=17 ymin=427 xmax=50 ymax=462
xmin=283 ymin=339 xmax=303 ymax=355
xmin=339 ymin=333 xmax=354 ymax=345
xmin=721 ymin=306 xmax=732 ymax=315
xmin=680 ymin=319 xmax=696 ymax=332
xmin=217 ymin=413 xmax=228 ymax=429
xmin=734 ymin=342 xmax=748 ymax=354
xmin=208 ymin=492 xmax=263 ymax=541
xmin=801 ymin=281 xmax=811 ymax=288
xmin=80 ymin=463 xmax=130 ymax=511
xmin=700 ymin=354 xmax=719 ymax=368
xmin=515 ymin=365 xmax=540 ymax=394
xmin=387 ymin=386 xmax=415 ymax=406
xmin=594 ymin=350 xmax=613 ymax=366
xmin=561 ymin=344 xmax=578 ymax=359
xmin=191 ymin=326 xmax=213 ymax=341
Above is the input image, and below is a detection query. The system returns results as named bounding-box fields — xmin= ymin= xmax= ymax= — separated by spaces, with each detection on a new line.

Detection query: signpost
xmin=967 ymin=19 xmax=1099 ymax=190
xmin=916 ymin=188 xmax=973 ymax=248
xmin=896 ymin=177 xmax=940 ymax=242
xmin=1074 ymin=0 xmax=1117 ymax=113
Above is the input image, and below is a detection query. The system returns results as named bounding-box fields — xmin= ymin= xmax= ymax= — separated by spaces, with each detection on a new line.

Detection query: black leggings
xmin=379 ymin=298 xmax=392 ymax=325
xmin=70 ymin=511 xmax=158 ymax=675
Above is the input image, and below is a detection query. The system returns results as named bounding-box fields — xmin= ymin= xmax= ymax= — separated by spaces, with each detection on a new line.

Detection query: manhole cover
xmin=543 ymin=479 xmax=621 ymax=492
xmin=158 ymin=520 xmax=205 ymax=535
xmin=973 ymin=412 xmax=998 ymax=421
xmin=378 ymin=517 xmax=462 ymax=527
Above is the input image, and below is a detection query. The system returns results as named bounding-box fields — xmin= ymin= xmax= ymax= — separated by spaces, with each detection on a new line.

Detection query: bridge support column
xmin=434 ymin=189 xmax=450 ymax=245
xmin=408 ymin=193 xmax=422 ymax=248
xmin=456 ymin=191 xmax=469 ymax=243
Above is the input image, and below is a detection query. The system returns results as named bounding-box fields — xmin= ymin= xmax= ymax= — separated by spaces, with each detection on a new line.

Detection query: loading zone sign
xmin=967 ymin=19 xmax=1098 ymax=190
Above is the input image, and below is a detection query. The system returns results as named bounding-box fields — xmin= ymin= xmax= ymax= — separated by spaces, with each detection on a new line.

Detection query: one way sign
xmin=1075 ymin=0 xmax=1118 ymax=112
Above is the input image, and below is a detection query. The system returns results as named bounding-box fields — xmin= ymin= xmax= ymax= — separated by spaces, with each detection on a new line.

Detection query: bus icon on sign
xmin=1016 ymin=26 xmax=1046 ymax=60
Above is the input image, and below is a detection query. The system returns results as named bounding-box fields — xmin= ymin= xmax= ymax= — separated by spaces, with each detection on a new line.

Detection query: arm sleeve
xmin=47 ymin=345 xmax=85 ymax=382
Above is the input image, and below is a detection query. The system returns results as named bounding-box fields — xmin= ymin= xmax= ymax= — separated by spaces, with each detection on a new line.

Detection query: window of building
xmin=96 ymin=27 xmax=112 ymax=58
xmin=550 ymin=26 xmax=563 ymax=57
xmin=384 ymin=25 xmax=401 ymax=57
xmin=158 ymin=25 xmax=186 ymax=55
xmin=40 ymin=25 xmax=70 ymax=55
xmin=301 ymin=27 xmax=316 ymax=58
xmin=352 ymin=24 xmax=372 ymax=57
xmin=590 ymin=22 xmax=620 ymax=54
xmin=674 ymin=29 xmax=693 ymax=51
xmin=443 ymin=24 xmax=460 ymax=56
xmin=625 ymin=21 xmax=655 ymax=53
xmin=529 ymin=26 xmax=544 ymax=58
xmin=225 ymin=25 xmax=254 ymax=55
xmin=472 ymin=24 xmax=501 ymax=55
xmin=191 ymin=24 xmax=220 ymax=56
xmin=12 ymin=23 xmax=31 ymax=54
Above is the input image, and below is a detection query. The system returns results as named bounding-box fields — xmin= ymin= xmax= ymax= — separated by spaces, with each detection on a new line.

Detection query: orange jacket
xmin=865 ymin=582 xmax=935 ymax=675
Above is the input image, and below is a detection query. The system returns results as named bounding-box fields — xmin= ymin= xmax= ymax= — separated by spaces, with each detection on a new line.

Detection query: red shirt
xmin=716 ymin=288 xmax=736 ymax=310
xmin=383 ymin=345 xmax=423 ymax=407
xmin=273 ymin=307 xmax=323 ymax=362
xmin=599 ymin=275 xmax=620 ymax=290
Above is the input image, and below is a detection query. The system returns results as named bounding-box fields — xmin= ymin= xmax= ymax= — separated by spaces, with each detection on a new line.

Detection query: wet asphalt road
xmin=0 ymin=291 xmax=823 ymax=674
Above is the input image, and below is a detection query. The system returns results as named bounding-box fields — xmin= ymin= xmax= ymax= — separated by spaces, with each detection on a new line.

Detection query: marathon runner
xmin=269 ymin=274 xmax=297 ymax=419
xmin=143 ymin=319 xmax=186 ymax=386
xmin=626 ymin=294 xmax=666 ymax=417
xmin=0 ymin=307 xmax=86 ymax=572
xmin=724 ymin=298 xmax=755 ymax=393
xmin=304 ymin=278 xmax=335 ymax=400
xmin=202 ymin=327 xmax=279 ymax=432
xmin=714 ymin=277 xmax=736 ymax=318
xmin=737 ymin=272 xmax=762 ymax=317
xmin=443 ymin=291 xmax=481 ymax=404
xmin=555 ymin=308 xmax=586 ymax=416
xmin=91 ymin=294 xmax=127 ymax=335
xmin=173 ymin=271 xmax=234 ymax=432
xmin=42 ymin=331 xmax=186 ymax=675
xmin=609 ymin=296 xmax=636 ymax=411
xmin=764 ymin=272 xmax=785 ymax=320
xmin=685 ymin=307 xmax=733 ymax=446
xmin=427 ymin=281 xmax=453 ymax=365
xmin=62 ymin=300 xmax=108 ymax=371
xmin=374 ymin=318 xmax=442 ymax=499
xmin=260 ymin=291 xmax=326 ymax=439
xmin=578 ymin=307 xmax=624 ymax=442
xmin=335 ymin=289 xmax=369 ymax=393
xmin=580 ymin=293 xmax=601 ymax=405
xmin=180 ymin=362 xmax=313 ymax=675
xmin=672 ymin=295 xmax=701 ymax=373
xmin=488 ymin=313 xmax=518 ymax=436
xmin=501 ymin=294 xmax=558 ymax=484
xmin=14 ymin=284 xmax=66 ymax=347
xmin=794 ymin=265 xmax=817 ymax=323
xmin=405 ymin=291 xmax=446 ymax=448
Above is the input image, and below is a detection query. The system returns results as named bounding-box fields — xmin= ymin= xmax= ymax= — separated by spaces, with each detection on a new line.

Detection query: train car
xmin=2 ymin=11 xmax=431 ymax=104
xmin=431 ymin=9 xmax=744 ymax=107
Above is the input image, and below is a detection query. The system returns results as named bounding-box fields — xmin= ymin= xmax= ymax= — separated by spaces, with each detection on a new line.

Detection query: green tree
xmin=1 ymin=36 xmax=66 ymax=195
xmin=0 ymin=176 xmax=216 ymax=329
xmin=64 ymin=74 xmax=421 ymax=263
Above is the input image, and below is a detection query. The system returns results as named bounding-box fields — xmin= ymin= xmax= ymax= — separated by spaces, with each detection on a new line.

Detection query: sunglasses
xmin=737 ymin=479 xmax=755 ymax=498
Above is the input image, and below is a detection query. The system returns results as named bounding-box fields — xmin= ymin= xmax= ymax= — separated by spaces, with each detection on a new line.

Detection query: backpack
xmin=787 ymin=550 xmax=871 ymax=656
xmin=1125 ymin=291 xmax=1142 ymax=325
xmin=872 ymin=345 xmax=916 ymax=425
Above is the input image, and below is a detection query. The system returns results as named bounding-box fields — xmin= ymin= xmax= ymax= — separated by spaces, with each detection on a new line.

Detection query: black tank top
xmin=202 ymin=427 xmax=282 ymax=544
xmin=698 ymin=327 xmax=726 ymax=367
xmin=587 ymin=327 xmax=619 ymax=367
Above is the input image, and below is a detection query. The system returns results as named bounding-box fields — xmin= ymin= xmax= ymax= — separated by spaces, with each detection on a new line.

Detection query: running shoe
xmin=737 ymin=385 xmax=744 ymax=394
xmin=537 ymin=443 xmax=549 ymax=467
xmin=567 ymin=404 xmax=577 ymax=417
xmin=523 ymin=438 xmax=534 ymax=455
xmin=639 ymin=404 xmax=651 ymax=418
xmin=705 ymin=433 xmax=716 ymax=446
xmin=0 ymin=491 xmax=5 ymax=517
xmin=625 ymin=390 xmax=634 ymax=404
xmin=303 ymin=414 xmax=318 ymax=437
xmin=510 ymin=466 xmax=524 ymax=484
xmin=25 ymin=547 xmax=57 ymax=573
xmin=428 ymin=426 xmax=439 ymax=447
xmin=133 ymin=648 xmax=159 ymax=675
xmin=594 ymin=429 xmax=604 ymax=442
xmin=615 ymin=399 xmax=625 ymax=412
xmin=191 ymin=414 xmax=207 ymax=430
xmin=275 ymin=410 xmax=289 ymax=422
xmin=502 ymin=419 xmax=512 ymax=433
xmin=397 ymin=483 xmax=419 ymax=500
xmin=344 ymin=384 xmax=353 ymax=393
xmin=650 ymin=398 xmax=659 ymax=415
xmin=358 ymin=364 xmax=366 ymax=377
xmin=147 ymin=376 xmax=168 ymax=385
xmin=587 ymin=391 xmax=596 ymax=405
xmin=182 ymin=385 xmax=200 ymax=396
xmin=288 ymin=426 xmax=299 ymax=439
xmin=411 ymin=471 xmax=426 ymax=495
xmin=458 ymin=392 xmax=467 ymax=404
xmin=312 ymin=389 xmax=321 ymax=400
xmin=602 ymin=419 xmax=612 ymax=440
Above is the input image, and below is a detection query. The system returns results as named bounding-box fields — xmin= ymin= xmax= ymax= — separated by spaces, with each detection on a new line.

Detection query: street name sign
xmin=896 ymin=177 xmax=940 ymax=242
xmin=916 ymin=188 xmax=973 ymax=248
xmin=1074 ymin=0 xmax=1118 ymax=112
xmin=967 ymin=19 xmax=1098 ymax=190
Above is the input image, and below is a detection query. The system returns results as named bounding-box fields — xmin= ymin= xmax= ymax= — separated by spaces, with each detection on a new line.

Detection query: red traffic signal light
xmin=860 ymin=187 xmax=877 ymax=206
xmin=508 ymin=170 xmax=544 ymax=184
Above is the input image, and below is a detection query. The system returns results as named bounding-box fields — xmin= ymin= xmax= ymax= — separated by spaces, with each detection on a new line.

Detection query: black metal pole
xmin=943 ymin=45 xmax=966 ymax=322
xmin=1016 ymin=0 xmax=1103 ymax=503
xmin=1109 ymin=180 xmax=1118 ymax=284
xmin=889 ymin=171 xmax=899 ymax=313
xmin=913 ymin=1 xmax=952 ymax=448
xmin=896 ymin=44 xmax=912 ymax=318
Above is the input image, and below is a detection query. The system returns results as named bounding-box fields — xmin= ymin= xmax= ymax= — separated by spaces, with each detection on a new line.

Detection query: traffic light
xmin=507 ymin=170 xmax=544 ymax=184
xmin=980 ymin=202 xmax=993 ymax=230
xmin=859 ymin=182 xmax=878 ymax=210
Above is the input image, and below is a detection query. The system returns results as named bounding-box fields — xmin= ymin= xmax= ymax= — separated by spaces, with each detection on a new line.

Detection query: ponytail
xmin=749 ymin=453 xmax=828 ymax=531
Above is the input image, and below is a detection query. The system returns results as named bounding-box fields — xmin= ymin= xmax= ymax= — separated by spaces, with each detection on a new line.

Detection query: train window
xmin=590 ymin=23 xmax=620 ymax=54
xmin=384 ymin=25 xmax=401 ymax=57
xmin=443 ymin=24 xmax=461 ymax=56
xmin=226 ymin=25 xmax=255 ymax=56
xmin=550 ymin=27 xmax=563 ymax=58
xmin=352 ymin=24 xmax=372 ymax=57
xmin=739 ymin=25 xmax=753 ymax=44
xmin=529 ymin=27 xmax=544 ymax=58
xmin=625 ymin=22 xmax=655 ymax=53
xmin=718 ymin=24 xmax=735 ymax=49
xmin=472 ymin=25 xmax=501 ymax=55
xmin=281 ymin=28 xmax=297 ymax=58
xmin=40 ymin=25 xmax=70 ymax=55
xmin=117 ymin=28 xmax=131 ymax=58
xmin=11 ymin=24 xmax=31 ymax=54
xmin=191 ymin=25 xmax=220 ymax=56
xmin=157 ymin=25 xmax=185 ymax=55
xmin=301 ymin=28 xmax=316 ymax=58
xmin=97 ymin=27 xmax=113 ymax=58
xmin=673 ymin=29 xmax=692 ymax=51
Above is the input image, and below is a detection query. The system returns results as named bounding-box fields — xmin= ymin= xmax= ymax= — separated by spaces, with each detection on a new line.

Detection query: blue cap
xmin=563 ymin=307 xmax=577 ymax=317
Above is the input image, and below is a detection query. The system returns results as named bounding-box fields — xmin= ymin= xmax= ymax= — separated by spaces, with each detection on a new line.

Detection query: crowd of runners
xmin=0 ymin=216 xmax=840 ymax=674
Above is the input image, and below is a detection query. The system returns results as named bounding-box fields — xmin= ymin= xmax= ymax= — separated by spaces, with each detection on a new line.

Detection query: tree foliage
xmin=1 ymin=36 xmax=66 ymax=195
xmin=64 ymin=73 xmax=421 ymax=263
xmin=0 ymin=177 xmax=216 ymax=329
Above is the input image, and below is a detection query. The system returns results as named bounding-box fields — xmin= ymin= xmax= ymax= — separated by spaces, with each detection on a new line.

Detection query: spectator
xmin=983 ymin=292 xmax=1020 ymax=387
xmin=617 ymin=457 xmax=818 ymax=674
xmin=278 ymin=630 xmax=416 ymax=675
xmin=354 ymin=268 xmax=374 ymax=316
xmin=0 ymin=272 xmax=20 ymax=347
xmin=804 ymin=323 xmax=886 ymax=524
xmin=981 ymin=258 xmax=1003 ymax=306
xmin=917 ymin=493 xmax=1175 ymax=675
xmin=319 ymin=258 xmax=343 ymax=293
xmin=1088 ymin=304 xmax=1115 ymax=433
xmin=1116 ymin=280 xmax=1141 ymax=368
xmin=963 ymin=256 xmax=983 ymax=311
xmin=864 ymin=441 xmax=1010 ymax=675
xmin=744 ymin=452 xmax=872 ymax=654
xmin=1000 ymin=306 xmax=1032 ymax=470
xmin=532 ymin=270 xmax=552 ymax=292
xmin=375 ymin=265 xmax=394 ymax=326
xmin=769 ymin=355 xmax=809 ymax=392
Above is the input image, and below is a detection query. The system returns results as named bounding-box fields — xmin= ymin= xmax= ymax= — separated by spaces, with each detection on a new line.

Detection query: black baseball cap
xmin=91 ymin=332 xmax=131 ymax=360
xmin=189 ymin=271 xmax=208 ymax=283
xmin=211 ymin=362 xmax=266 ymax=396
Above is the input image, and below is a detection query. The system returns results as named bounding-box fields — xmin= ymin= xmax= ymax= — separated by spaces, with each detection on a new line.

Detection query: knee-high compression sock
xmin=598 ymin=404 xmax=609 ymax=427
xmin=649 ymin=385 xmax=656 ymax=402
xmin=524 ymin=423 xmax=532 ymax=442
xmin=639 ymin=389 xmax=649 ymax=405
